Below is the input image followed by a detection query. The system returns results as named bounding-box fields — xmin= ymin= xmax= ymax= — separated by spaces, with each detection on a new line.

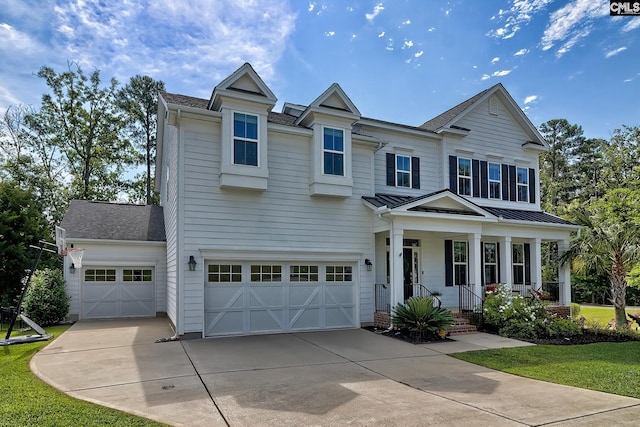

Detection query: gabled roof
xmin=419 ymin=83 xmax=547 ymax=148
xmin=208 ymin=63 xmax=277 ymax=111
xmin=60 ymin=200 xmax=166 ymax=241
xmin=296 ymin=83 xmax=361 ymax=126
xmin=363 ymin=191 xmax=577 ymax=227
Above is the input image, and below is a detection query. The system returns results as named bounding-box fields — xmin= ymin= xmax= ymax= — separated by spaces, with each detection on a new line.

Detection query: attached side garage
xmin=203 ymin=258 xmax=358 ymax=337
xmin=60 ymin=200 xmax=167 ymax=321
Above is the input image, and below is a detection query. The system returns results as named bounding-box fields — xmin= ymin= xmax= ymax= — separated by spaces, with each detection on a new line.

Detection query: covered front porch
xmin=362 ymin=191 xmax=578 ymax=321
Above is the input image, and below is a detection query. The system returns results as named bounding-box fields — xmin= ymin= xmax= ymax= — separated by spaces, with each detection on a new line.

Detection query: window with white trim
xmin=483 ymin=243 xmax=497 ymax=285
xmin=396 ymin=155 xmax=411 ymax=187
xmin=84 ymin=269 xmax=116 ymax=282
xmin=453 ymin=241 xmax=467 ymax=285
xmin=512 ymin=243 xmax=525 ymax=284
xmin=250 ymin=265 xmax=282 ymax=282
xmin=290 ymin=265 xmax=319 ymax=282
xmin=323 ymin=127 xmax=344 ymax=176
xmin=326 ymin=265 xmax=352 ymax=282
xmin=233 ymin=112 xmax=258 ymax=166
xmin=457 ymin=158 xmax=472 ymax=196
xmin=208 ymin=264 xmax=242 ymax=283
xmin=489 ymin=162 xmax=501 ymax=199
xmin=123 ymin=269 xmax=153 ymax=282
xmin=517 ymin=167 xmax=529 ymax=202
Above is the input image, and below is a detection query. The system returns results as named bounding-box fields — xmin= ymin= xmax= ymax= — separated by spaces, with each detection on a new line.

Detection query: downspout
xmin=172 ymin=108 xmax=183 ymax=340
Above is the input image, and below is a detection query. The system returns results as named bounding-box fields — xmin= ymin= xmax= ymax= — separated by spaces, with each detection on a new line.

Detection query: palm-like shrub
xmin=392 ymin=296 xmax=455 ymax=340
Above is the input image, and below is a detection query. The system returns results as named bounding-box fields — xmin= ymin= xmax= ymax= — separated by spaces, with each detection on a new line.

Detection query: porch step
xmin=446 ymin=315 xmax=478 ymax=335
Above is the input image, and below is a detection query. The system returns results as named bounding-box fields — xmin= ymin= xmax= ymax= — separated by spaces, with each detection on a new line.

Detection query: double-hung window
xmin=458 ymin=158 xmax=472 ymax=196
xmin=489 ymin=162 xmax=501 ymax=199
xmin=512 ymin=243 xmax=525 ymax=284
xmin=233 ymin=112 xmax=258 ymax=166
xmin=453 ymin=241 xmax=467 ymax=285
xmin=396 ymin=155 xmax=411 ymax=187
xmin=323 ymin=127 xmax=344 ymax=176
xmin=483 ymin=243 xmax=497 ymax=285
xmin=517 ymin=167 xmax=529 ymax=202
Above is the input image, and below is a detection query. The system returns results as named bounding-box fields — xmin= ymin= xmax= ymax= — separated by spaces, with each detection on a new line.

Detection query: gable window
xmin=458 ymin=158 xmax=472 ymax=196
xmin=489 ymin=163 xmax=501 ymax=199
xmin=483 ymin=243 xmax=497 ymax=285
xmin=323 ymin=127 xmax=344 ymax=176
xmin=517 ymin=167 xmax=529 ymax=202
xmin=233 ymin=112 xmax=258 ymax=166
xmin=512 ymin=243 xmax=525 ymax=285
xmin=396 ymin=155 xmax=411 ymax=187
xmin=454 ymin=241 xmax=467 ymax=285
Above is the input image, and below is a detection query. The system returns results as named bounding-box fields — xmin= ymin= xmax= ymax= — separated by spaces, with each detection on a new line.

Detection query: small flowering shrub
xmin=483 ymin=284 xmax=582 ymax=340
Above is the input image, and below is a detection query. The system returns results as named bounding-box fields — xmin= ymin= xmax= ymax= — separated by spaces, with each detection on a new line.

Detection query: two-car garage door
xmin=204 ymin=261 xmax=357 ymax=336
xmin=81 ymin=267 xmax=155 ymax=319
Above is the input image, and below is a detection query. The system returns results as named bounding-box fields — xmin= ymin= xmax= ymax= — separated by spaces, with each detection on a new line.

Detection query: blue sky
xmin=0 ymin=0 xmax=638 ymax=139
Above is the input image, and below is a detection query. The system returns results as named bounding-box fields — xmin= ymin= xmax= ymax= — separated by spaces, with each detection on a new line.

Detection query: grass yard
xmin=452 ymin=342 xmax=640 ymax=398
xmin=0 ymin=324 xmax=166 ymax=427
xmin=578 ymin=305 xmax=640 ymax=329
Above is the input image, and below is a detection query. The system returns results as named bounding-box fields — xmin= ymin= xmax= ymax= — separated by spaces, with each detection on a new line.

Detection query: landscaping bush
xmin=23 ymin=269 xmax=70 ymax=326
xmin=571 ymin=303 xmax=581 ymax=319
xmin=392 ymin=296 xmax=454 ymax=340
xmin=546 ymin=317 xmax=583 ymax=338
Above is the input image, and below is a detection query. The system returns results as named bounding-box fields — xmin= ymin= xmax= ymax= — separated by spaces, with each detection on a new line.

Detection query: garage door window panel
xmin=208 ymin=264 xmax=242 ymax=283
xmin=123 ymin=269 xmax=153 ymax=282
xmin=251 ymin=265 xmax=282 ymax=282
xmin=326 ymin=265 xmax=353 ymax=282
xmin=84 ymin=269 xmax=116 ymax=282
xmin=290 ymin=265 xmax=319 ymax=282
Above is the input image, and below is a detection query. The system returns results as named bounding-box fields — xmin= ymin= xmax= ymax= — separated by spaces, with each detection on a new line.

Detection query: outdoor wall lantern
xmin=188 ymin=255 xmax=197 ymax=271
xmin=69 ymin=263 xmax=76 ymax=274
xmin=365 ymin=258 xmax=373 ymax=271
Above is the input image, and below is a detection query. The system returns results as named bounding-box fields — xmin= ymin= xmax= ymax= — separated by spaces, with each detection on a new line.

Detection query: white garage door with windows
xmin=82 ymin=267 xmax=155 ymax=319
xmin=204 ymin=261 xmax=357 ymax=336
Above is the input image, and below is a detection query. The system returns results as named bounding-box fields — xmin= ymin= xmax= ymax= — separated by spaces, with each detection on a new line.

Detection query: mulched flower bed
xmin=362 ymin=326 xmax=453 ymax=344
xmin=522 ymin=330 xmax=640 ymax=345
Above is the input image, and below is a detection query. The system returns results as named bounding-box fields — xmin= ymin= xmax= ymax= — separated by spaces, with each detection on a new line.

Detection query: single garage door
xmin=82 ymin=267 xmax=155 ymax=319
xmin=204 ymin=262 xmax=357 ymax=336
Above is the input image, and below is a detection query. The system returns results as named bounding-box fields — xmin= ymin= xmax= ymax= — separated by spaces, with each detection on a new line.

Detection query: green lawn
xmin=578 ymin=305 xmax=640 ymax=329
xmin=452 ymin=342 xmax=640 ymax=398
xmin=0 ymin=324 xmax=166 ymax=427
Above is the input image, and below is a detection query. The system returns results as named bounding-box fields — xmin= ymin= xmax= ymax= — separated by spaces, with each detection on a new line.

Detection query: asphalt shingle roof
xmin=60 ymin=200 xmax=166 ymax=241
xmin=419 ymin=86 xmax=494 ymax=132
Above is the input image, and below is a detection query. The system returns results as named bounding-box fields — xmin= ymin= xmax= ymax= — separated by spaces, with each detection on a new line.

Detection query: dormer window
xmin=233 ymin=112 xmax=259 ymax=166
xmin=323 ymin=127 xmax=344 ymax=176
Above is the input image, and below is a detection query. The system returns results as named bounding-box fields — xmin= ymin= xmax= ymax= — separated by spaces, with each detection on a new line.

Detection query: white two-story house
xmin=60 ymin=63 xmax=577 ymax=338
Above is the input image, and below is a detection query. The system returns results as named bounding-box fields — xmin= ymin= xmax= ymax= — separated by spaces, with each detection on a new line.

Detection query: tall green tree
xmin=0 ymin=182 xmax=50 ymax=303
xmin=565 ymin=188 xmax=640 ymax=328
xmin=117 ymin=75 xmax=165 ymax=205
xmin=26 ymin=62 xmax=136 ymax=200
xmin=600 ymin=125 xmax=640 ymax=193
xmin=538 ymin=119 xmax=584 ymax=213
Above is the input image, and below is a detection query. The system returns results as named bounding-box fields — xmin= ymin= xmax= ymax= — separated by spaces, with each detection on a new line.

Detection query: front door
xmin=403 ymin=247 xmax=420 ymax=300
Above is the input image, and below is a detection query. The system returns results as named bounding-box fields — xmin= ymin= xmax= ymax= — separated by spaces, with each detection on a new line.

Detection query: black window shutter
xmin=472 ymin=159 xmax=480 ymax=197
xmin=386 ymin=153 xmax=395 ymax=186
xmin=480 ymin=161 xmax=488 ymax=198
xmin=529 ymin=168 xmax=536 ymax=203
xmin=509 ymin=165 xmax=517 ymax=202
xmin=501 ymin=164 xmax=509 ymax=200
xmin=411 ymin=156 xmax=420 ymax=189
xmin=445 ymin=240 xmax=453 ymax=287
xmin=524 ymin=243 xmax=531 ymax=284
xmin=497 ymin=242 xmax=501 ymax=283
xmin=449 ymin=156 xmax=457 ymax=193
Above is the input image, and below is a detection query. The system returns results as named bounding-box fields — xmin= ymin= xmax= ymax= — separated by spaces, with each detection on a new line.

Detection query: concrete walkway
xmin=31 ymin=318 xmax=640 ymax=426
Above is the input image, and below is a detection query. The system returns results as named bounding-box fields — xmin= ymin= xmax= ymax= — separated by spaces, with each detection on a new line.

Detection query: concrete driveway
xmin=31 ymin=318 xmax=640 ymax=426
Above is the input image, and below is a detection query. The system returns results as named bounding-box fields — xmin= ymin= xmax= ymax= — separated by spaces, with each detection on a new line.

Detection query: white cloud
xmin=488 ymin=0 xmax=553 ymax=39
xmin=473 ymin=65 xmax=478 ymax=69
xmin=0 ymin=85 xmax=21 ymax=111
xmin=378 ymin=31 xmax=385 ymax=37
xmin=386 ymin=37 xmax=394 ymax=51
xmin=403 ymin=40 xmax=414 ymax=48
xmin=541 ymin=0 xmax=609 ymax=55
xmin=514 ymin=48 xmax=529 ymax=56
xmin=366 ymin=3 xmax=384 ymax=22
xmin=351 ymin=34 xmax=357 ymax=40
xmin=401 ymin=20 xmax=411 ymax=25
xmin=623 ymin=18 xmax=640 ymax=32
xmin=605 ymin=47 xmax=627 ymax=58
xmin=428 ymin=27 xmax=435 ymax=32
xmin=0 ymin=23 xmax=43 ymax=53
xmin=481 ymin=74 xmax=491 ymax=80
xmin=524 ymin=95 xmax=538 ymax=104
xmin=493 ymin=69 xmax=512 ymax=77
xmin=308 ymin=2 xmax=315 ymax=12
xmin=415 ymin=50 xmax=424 ymax=58
xmin=491 ymin=57 xmax=500 ymax=64
xmin=326 ymin=31 xmax=335 ymax=37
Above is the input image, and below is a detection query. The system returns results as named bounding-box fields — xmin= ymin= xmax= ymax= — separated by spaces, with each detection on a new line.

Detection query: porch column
xmin=558 ymin=239 xmax=572 ymax=305
xmin=530 ymin=238 xmax=542 ymax=291
xmin=499 ymin=236 xmax=512 ymax=288
xmin=468 ymin=233 xmax=482 ymax=297
xmin=390 ymin=225 xmax=405 ymax=311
